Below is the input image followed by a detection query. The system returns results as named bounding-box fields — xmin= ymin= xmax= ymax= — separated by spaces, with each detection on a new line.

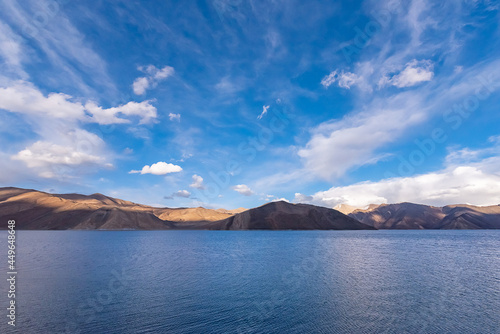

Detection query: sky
xmin=0 ymin=0 xmax=499 ymax=209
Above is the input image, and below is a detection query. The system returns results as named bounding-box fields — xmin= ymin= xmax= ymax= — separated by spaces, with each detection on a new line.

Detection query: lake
xmin=1 ymin=230 xmax=499 ymax=333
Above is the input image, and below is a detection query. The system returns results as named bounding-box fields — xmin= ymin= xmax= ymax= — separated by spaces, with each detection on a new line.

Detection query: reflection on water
xmin=0 ymin=230 xmax=499 ymax=333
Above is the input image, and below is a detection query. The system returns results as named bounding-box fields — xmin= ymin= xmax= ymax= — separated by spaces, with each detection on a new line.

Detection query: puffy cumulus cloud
xmin=129 ymin=162 xmax=182 ymax=175
xmin=0 ymin=81 xmax=158 ymax=125
xmin=380 ymin=60 xmax=434 ymax=88
xmin=85 ymin=100 xmax=157 ymax=125
xmin=11 ymin=129 xmax=112 ymax=179
xmin=133 ymin=65 xmax=174 ymax=95
xmin=0 ymin=81 xmax=160 ymax=179
xmin=168 ymin=113 xmax=181 ymax=122
xmin=257 ymin=105 xmax=270 ymax=120
xmin=173 ymin=190 xmax=191 ymax=198
xmin=299 ymin=163 xmax=500 ymax=208
xmin=189 ymin=174 xmax=205 ymax=189
xmin=321 ymin=70 xmax=358 ymax=89
xmin=232 ymin=184 xmax=254 ymax=196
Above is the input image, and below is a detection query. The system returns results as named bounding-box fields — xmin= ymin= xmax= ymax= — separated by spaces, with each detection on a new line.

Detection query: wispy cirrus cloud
xmin=0 ymin=21 xmax=27 ymax=79
xmin=300 ymin=0 xmax=500 ymax=181
xmin=321 ymin=70 xmax=358 ymax=89
xmin=257 ymin=105 xmax=270 ymax=120
xmin=298 ymin=90 xmax=429 ymax=180
xmin=0 ymin=0 xmax=118 ymax=96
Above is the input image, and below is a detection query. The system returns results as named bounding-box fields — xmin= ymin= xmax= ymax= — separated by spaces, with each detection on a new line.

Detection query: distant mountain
xmin=207 ymin=201 xmax=375 ymax=230
xmin=215 ymin=207 xmax=247 ymax=214
xmin=0 ymin=187 xmax=231 ymax=230
xmin=333 ymin=203 xmax=358 ymax=215
xmin=333 ymin=203 xmax=380 ymax=215
xmin=0 ymin=187 xmax=372 ymax=230
xmin=349 ymin=202 xmax=500 ymax=229
xmin=1 ymin=187 xmax=498 ymax=230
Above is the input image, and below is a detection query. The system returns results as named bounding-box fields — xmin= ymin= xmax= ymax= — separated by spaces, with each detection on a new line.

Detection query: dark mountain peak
xmin=208 ymin=200 xmax=375 ymax=230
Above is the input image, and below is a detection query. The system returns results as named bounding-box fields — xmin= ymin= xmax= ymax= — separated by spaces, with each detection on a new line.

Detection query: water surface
xmin=0 ymin=230 xmax=499 ymax=333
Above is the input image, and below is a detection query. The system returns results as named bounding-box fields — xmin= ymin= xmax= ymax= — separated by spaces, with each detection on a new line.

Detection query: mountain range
xmin=349 ymin=202 xmax=500 ymax=229
xmin=0 ymin=187 xmax=498 ymax=230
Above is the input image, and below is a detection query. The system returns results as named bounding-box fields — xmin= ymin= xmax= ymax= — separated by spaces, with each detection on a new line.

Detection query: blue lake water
xmin=0 ymin=230 xmax=499 ymax=333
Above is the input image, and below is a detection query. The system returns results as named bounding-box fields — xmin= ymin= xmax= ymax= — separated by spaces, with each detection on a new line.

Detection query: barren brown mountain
xmin=2 ymin=187 xmax=499 ymax=230
xmin=0 ymin=187 xmax=369 ymax=230
xmin=0 ymin=187 xmax=231 ymax=230
xmin=349 ymin=202 xmax=500 ymax=229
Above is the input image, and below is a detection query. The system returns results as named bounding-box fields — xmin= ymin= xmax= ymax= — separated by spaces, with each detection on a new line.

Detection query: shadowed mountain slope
xmin=349 ymin=202 xmax=500 ymax=229
xmin=206 ymin=201 xmax=375 ymax=230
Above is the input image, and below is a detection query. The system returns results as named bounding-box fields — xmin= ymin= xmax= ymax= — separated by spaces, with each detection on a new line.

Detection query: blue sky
xmin=0 ymin=0 xmax=499 ymax=209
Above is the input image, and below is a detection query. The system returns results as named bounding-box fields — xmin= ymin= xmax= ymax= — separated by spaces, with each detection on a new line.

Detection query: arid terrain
xmin=0 ymin=187 xmax=499 ymax=230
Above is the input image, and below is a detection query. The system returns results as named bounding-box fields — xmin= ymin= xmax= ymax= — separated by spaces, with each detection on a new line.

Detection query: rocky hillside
xmin=349 ymin=202 xmax=500 ymax=229
xmin=1 ymin=187 xmax=498 ymax=230
xmin=0 ymin=187 xmax=232 ymax=230
xmin=207 ymin=201 xmax=375 ymax=230
xmin=0 ymin=187 xmax=370 ymax=230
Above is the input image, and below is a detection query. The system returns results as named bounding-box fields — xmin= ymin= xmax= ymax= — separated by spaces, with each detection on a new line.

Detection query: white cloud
xmin=300 ymin=59 xmax=500 ymax=180
xmin=321 ymin=70 xmax=358 ymax=89
xmin=129 ymin=161 xmax=182 ymax=175
xmin=337 ymin=72 xmax=358 ymax=89
xmin=132 ymin=77 xmax=149 ymax=95
xmin=169 ymin=113 xmax=181 ymax=121
xmin=380 ymin=60 xmax=434 ymax=88
xmin=297 ymin=141 xmax=500 ymax=208
xmin=85 ymin=100 xmax=158 ymax=125
xmin=294 ymin=193 xmax=313 ymax=202
xmin=298 ymin=91 xmax=427 ymax=180
xmin=321 ymin=70 xmax=338 ymax=88
xmin=11 ymin=129 xmax=112 ymax=179
xmin=174 ymin=190 xmax=191 ymax=198
xmin=12 ymin=142 xmax=107 ymax=179
xmin=0 ymin=81 xmax=85 ymax=119
xmin=0 ymin=21 xmax=26 ymax=78
xmin=0 ymin=0 xmax=117 ymax=95
xmin=271 ymin=197 xmax=289 ymax=202
xmin=0 ymin=81 xmax=158 ymax=125
xmin=189 ymin=174 xmax=205 ymax=189
xmin=133 ymin=65 xmax=174 ymax=95
xmin=300 ymin=164 xmax=500 ymax=208
xmin=232 ymin=184 xmax=254 ymax=196
xmin=150 ymin=65 xmax=174 ymax=80
xmin=257 ymin=105 xmax=270 ymax=120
